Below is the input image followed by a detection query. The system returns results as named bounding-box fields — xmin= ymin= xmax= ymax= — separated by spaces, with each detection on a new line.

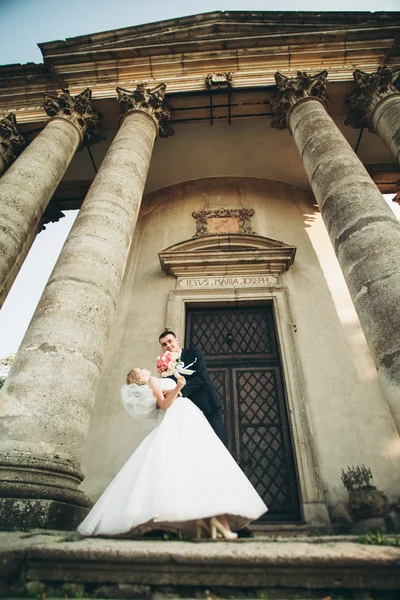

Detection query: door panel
xmin=186 ymin=305 xmax=301 ymax=521
xmin=232 ymin=367 xmax=300 ymax=520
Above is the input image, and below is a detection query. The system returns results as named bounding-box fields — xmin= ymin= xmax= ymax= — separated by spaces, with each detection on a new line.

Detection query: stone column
xmin=0 ymin=113 xmax=28 ymax=176
xmin=0 ymin=202 xmax=65 ymax=308
xmin=0 ymin=89 xmax=100 ymax=308
xmin=346 ymin=66 xmax=400 ymax=165
xmin=271 ymin=70 xmax=400 ymax=432
xmin=0 ymin=83 xmax=173 ymax=529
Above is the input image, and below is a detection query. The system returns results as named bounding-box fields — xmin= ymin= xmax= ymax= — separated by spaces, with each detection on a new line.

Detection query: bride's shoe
xmin=196 ymin=519 xmax=211 ymax=538
xmin=210 ymin=516 xmax=238 ymax=540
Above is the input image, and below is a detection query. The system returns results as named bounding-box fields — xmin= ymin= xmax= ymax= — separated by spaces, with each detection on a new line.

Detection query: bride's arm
xmin=148 ymin=376 xmax=185 ymax=411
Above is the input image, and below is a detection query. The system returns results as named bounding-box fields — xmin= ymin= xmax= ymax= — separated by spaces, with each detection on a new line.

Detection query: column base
xmin=0 ymin=498 xmax=89 ymax=531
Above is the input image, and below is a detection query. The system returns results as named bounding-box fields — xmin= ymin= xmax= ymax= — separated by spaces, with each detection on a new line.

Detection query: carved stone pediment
xmin=159 ymin=233 xmax=296 ymax=277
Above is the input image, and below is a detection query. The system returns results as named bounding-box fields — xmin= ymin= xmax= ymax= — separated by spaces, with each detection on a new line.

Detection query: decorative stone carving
xmin=205 ymin=72 xmax=233 ymax=88
xmin=345 ymin=66 xmax=400 ymax=130
xmin=43 ymin=88 xmax=102 ymax=145
xmin=40 ymin=200 xmax=65 ymax=231
xmin=116 ymin=83 xmax=174 ymax=138
xmin=0 ymin=113 xmax=28 ymax=168
xmin=270 ymin=70 xmax=329 ymax=131
xmin=192 ymin=208 xmax=255 ymax=237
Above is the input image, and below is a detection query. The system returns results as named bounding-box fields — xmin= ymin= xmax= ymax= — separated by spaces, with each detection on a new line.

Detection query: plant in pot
xmin=341 ymin=465 xmax=389 ymax=519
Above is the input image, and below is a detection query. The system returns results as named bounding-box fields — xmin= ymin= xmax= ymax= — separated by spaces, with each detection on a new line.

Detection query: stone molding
xmin=43 ymin=88 xmax=102 ymax=146
xmin=0 ymin=113 xmax=28 ymax=168
xmin=270 ymin=70 xmax=329 ymax=131
xmin=159 ymin=233 xmax=297 ymax=277
xmin=165 ymin=286 xmax=329 ymax=525
xmin=345 ymin=66 xmax=400 ymax=130
xmin=116 ymin=83 xmax=174 ymax=138
xmin=192 ymin=208 xmax=255 ymax=237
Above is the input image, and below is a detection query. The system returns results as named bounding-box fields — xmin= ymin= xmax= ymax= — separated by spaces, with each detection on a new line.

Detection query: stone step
xmin=1 ymin=531 xmax=400 ymax=599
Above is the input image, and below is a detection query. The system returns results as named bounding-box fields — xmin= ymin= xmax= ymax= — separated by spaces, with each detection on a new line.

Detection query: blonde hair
xmin=126 ymin=368 xmax=146 ymax=386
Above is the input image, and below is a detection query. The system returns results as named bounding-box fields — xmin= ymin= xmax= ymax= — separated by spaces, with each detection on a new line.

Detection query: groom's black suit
xmin=169 ymin=346 xmax=225 ymax=443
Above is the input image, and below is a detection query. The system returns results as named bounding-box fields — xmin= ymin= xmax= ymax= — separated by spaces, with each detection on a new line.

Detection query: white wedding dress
xmin=78 ymin=378 xmax=267 ymax=537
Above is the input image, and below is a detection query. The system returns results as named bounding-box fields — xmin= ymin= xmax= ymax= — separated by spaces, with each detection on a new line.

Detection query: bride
xmin=78 ymin=368 xmax=267 ymax=540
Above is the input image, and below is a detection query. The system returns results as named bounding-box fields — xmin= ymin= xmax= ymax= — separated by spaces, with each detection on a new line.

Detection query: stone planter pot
xmin=349 ymin=489 xmax=389 ymax=519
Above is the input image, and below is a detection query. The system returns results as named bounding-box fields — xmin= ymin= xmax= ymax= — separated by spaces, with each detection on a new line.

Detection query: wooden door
xmin=185 ymin=305 xmax=300 ymax=522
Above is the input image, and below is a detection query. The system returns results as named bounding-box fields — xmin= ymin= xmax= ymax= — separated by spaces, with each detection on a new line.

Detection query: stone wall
xmin=79 ymin=177 xmax=400 ymax=513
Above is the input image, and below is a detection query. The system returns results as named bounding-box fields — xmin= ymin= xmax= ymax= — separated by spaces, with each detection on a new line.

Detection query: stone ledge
xmin=1 ymin=532 xmax=400 ymax=594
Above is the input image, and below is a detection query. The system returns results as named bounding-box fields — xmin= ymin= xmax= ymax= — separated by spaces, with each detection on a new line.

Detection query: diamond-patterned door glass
xmin=188 ymin=307 xmax=277 ymax=357
xmin=235 ymin=369 xmax=299 ymax=518
xmin=186 ymin=306 xmax=300 ymax=522
xmin=238 ymin=370 xmax=279 ymax=425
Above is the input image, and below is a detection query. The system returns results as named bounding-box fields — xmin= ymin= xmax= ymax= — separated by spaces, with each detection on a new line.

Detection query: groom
xmin=158 ymin=329 xmax=254 ymax=538
xmin=158 ymin=330 xmax=225 ymax=443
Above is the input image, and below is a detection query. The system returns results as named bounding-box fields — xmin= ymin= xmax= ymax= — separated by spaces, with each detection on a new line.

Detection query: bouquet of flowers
xmin=156 ymin=351 xmax=197 ymax=378
xmin=156 ymin=351 xmax=181 ymax=377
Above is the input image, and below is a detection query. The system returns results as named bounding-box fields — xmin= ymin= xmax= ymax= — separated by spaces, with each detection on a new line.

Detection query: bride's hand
xmin=176 ymin=376 xmax=186 ymax=389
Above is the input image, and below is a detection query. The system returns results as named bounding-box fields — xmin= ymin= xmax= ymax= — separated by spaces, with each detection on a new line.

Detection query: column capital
xmin=43 ymin=88 xmax=102 ymax=146
xmin=270 ymin=70 xmax=329 ymax=131
xmin=345 ymin=66 xmax=400 ymax=130
xmin=116 ymin=83 xmax=174 ymax=138
xmin=40 ymin=199 xmax=65 ymax=232
xmin=0 ymin=113 xmax=28 ymax=168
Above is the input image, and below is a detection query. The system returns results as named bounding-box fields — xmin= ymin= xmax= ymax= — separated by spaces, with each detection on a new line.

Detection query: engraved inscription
xmin=177 ymin=275 xmax=279 ymax=289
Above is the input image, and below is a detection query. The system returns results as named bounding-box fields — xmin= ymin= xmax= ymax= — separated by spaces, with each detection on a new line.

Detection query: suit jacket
xmin=169 ymin=346 xmax=221 ymax=416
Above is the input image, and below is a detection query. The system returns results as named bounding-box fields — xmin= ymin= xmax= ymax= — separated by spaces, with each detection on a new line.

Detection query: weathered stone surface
xmin=373 ymin=93 xmax=400 ymax=165
xmin=0 ymin=531 xmax=66 ymax=581
xmin=0 ymin=84 xmax=171 ymax=527
xmin=0 ymin=89 xmax=99 ymax=309
xmin=2 ymin=532 xmax=400 ymax=595
xmin=0 ymin=498 xmax=89 ymax=532
xmin=21 ymin=536 xmax=400 ymax=591
xmin=271 ymin=72 xmax=400 ymax=432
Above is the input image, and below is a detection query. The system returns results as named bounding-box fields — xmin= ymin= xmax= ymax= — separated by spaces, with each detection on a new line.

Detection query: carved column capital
xmin=345 ymin=66 xmax=400 ymax=130
xmin=43 ymin=88 xmax=102 ymax=146
xmin=0 ymin=113 xmax=28 ymax=169
xmin=40 ymin=199 xmax=65 ymax=232
xmin=116 ymin=83 xmax=174 ymax=138
xmin=270 ymin=70 xmax=329 ymax=131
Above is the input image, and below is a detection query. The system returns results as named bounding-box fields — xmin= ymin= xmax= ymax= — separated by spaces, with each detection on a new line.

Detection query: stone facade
xmin=0 ymin=11 xmax=399 ymax=530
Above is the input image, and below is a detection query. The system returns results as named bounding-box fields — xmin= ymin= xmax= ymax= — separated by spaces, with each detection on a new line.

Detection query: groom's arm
xmin=181 ymin=347 xmax=209 ymax=396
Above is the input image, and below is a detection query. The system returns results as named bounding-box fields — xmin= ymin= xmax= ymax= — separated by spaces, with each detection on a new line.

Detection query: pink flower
xmin=156 ymin=351 xmax=181 ymax=377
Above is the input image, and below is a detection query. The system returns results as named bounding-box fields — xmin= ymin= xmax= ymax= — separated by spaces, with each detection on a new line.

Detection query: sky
xmin=1 ymin=0 xmax=400 ymax=66
xmin=0 ymin=0 xmax=399 ymax=357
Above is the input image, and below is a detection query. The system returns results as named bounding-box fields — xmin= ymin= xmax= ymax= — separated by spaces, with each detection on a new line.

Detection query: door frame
xmin=165 ymin=285 xmax=329 ymax=526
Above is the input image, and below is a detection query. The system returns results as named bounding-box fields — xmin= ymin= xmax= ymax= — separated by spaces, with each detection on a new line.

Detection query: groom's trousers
xmin=206 ymin=408 xmax=225 ymax=445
